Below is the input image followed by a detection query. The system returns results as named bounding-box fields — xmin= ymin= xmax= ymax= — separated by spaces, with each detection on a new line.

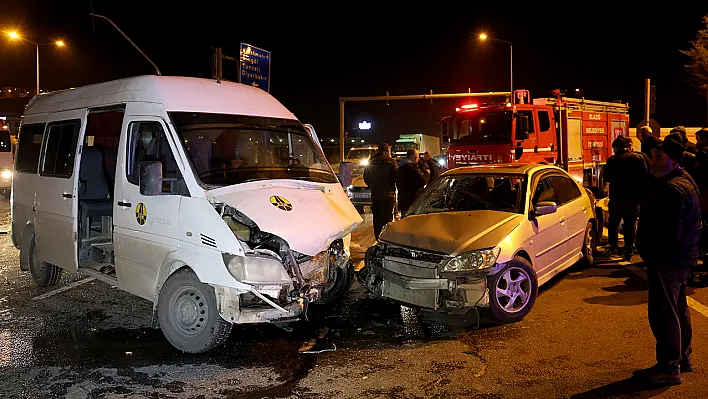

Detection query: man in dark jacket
xmin=634 ymin=138 xmax=701 ymax=385
xmin=670 ymin=126 xmax=697 ymax=153
xmin=602 ymin=136 xmax=649 ymax=260
xmin=423 ymin=151 xmax=439 ymax=182
xmin=636 ymin=125 xmax=661 ymax=159
xmin=363 ymin=143 xmax=398 ymax=240
xmin=396 ymin=149 xmax=429 ymax=214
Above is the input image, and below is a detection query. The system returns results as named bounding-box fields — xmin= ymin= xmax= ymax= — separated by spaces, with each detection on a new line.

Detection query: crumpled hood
xmin=209 ymin=180 xmax=362 ymax=255
xmin=380 ymin=211 xmax=523 ymax=256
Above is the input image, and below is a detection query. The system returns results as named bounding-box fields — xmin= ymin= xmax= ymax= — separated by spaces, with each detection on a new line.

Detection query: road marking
xmin=31 ymin=277 xmax=95 ymax=301
xmin=623 ymin=264 xmax=708 ymax=318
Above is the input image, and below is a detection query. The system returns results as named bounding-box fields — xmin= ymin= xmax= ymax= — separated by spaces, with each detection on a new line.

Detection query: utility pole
xmin=644 ymin=79 xmax=650 ymax=126
xmin=211 ymin=47 xmax=239 ymax=82
xmin=212 ymin=47 xmax=223 ymax=81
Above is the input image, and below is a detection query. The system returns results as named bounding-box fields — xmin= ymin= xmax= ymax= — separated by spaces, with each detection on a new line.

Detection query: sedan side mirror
xmin=534 ymin=201 xmax=558 ymax=216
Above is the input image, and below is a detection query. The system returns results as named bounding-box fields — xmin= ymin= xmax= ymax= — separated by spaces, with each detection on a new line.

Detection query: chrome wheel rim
xmin=495 ymin=267 xmax=532 ymax=313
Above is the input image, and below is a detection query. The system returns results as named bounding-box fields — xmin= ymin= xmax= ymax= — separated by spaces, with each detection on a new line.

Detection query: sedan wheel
xmin=488 ymin=256 xmax=538 ymax=323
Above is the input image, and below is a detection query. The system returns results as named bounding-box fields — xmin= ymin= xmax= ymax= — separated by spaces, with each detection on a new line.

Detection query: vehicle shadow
xmin=568 ymin=377 xmax=671 ymax=398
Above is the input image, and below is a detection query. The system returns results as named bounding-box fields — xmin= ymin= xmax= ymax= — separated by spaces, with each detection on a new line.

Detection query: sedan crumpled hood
xmin=209 ymin=180 xmax=362 ymax=256
xmin=380 ymin=211 xmax=523 ymax=256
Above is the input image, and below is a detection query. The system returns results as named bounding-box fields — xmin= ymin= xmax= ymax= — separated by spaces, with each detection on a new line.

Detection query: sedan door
xmin=528 ymin=175 xmax=567 ymax=276
xmin=548 ymin=175 xmax=587 ymax=258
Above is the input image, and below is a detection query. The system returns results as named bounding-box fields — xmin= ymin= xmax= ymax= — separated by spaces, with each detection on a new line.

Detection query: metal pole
xmin=510 ymin=44 xmax=513 ymax=99
xmin=339 ymin=99 xmax=345 ymax=163
xmin=89 ymin=13 xmax=162 ymax=76
xmin=36 ymin=45 xmax=39 ymax=95
xmin=645 ymin=79 xmax=650 ymax=125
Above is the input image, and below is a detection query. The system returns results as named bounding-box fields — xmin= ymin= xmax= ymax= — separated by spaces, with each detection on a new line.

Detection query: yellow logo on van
xmin=269 ymin=196 xmax=292 ymax=211
xmin=135 ymin=203 xmax=148 ymax=225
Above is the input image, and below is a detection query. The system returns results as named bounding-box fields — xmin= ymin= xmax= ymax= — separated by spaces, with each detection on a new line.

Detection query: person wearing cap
xmin=669 ymin=126 xmax=696 ymax=153
xmin=634 ymin=138 xmax=701 ymax=385
xmin=636 ymin=125 xmax=661 ymax=159
xmin=602 ymin=136 xmax=649 ymax=260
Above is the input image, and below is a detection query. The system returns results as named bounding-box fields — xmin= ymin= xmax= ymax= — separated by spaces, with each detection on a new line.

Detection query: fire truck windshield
xmin=445 ymin=111 xmax=513 ymax=145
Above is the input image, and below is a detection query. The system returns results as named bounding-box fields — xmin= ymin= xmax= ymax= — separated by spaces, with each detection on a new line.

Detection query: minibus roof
xmin=24 ymin=75 xmax=297 ymax=120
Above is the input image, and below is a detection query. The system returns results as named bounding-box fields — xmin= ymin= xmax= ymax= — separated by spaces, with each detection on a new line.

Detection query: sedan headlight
xmin=441 ymin=247 xmax=501 ymax=272
xmin=1 ymin=170 xmax=11 ymax=179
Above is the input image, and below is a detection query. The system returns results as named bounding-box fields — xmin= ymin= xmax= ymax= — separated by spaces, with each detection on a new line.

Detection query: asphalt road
xmin=1 ymin=200 xmax=707 ymax=398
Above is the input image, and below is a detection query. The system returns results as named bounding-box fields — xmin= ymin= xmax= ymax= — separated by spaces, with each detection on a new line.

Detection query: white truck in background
xmin=392 ymin=133 xmax=441 ymax=158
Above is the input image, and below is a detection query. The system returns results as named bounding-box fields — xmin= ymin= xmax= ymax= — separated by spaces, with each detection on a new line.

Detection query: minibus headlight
xmin=222 ymin=253 xmax=291 ymax=284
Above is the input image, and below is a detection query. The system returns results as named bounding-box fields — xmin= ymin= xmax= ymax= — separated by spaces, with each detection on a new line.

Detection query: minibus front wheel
xmin=157 ymin=268 xmax=233 ymax=353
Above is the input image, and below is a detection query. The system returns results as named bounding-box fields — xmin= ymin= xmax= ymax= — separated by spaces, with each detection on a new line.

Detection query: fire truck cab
xmin=443 ymin=90 xmax=630 ymax=188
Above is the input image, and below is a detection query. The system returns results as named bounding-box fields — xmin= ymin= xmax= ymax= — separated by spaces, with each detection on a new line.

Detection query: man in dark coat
xmin=636 ymin=125 xmax=661 ymax=159
xmin=423 ymin=151 xmax=439 ymax=182
xmin=634 ymin=138 xmax=701 ymax=385
xmin=395 ymin=149 xmax=429 ymax=214
xmin=602 ymin=136 xmax=649 ymax=260
xmin=670 ymin=126 xmax=697 ymax=153
xmin=363 ymin=143 xmax=398 ymax=240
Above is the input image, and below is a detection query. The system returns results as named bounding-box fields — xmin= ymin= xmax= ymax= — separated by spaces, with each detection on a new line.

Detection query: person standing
xmin=395 ymin=149 xmax=429 ymax=214
xmin=634 ymin=138 xmax=701 ymax=385
xmin=422 ymin=151 xmax=439 ymax=183
xmin=363 ymin=143 xmax=398 ymax=240
xmin=602 ymin=136 xmax=648 ymax=260
xmin=636 ymin=125 xmax=661 ymax=159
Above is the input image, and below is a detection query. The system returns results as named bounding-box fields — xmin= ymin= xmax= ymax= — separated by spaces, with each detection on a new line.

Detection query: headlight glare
xmin=1 ymin=170 xmax=11 ymax=179
xmin=360 ymin=159 xmax=369 ymax=166
xmin=442 ymin=247 xmax=501 ymax=272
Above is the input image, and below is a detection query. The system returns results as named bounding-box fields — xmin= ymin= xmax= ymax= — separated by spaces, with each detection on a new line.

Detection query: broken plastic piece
xmin=301 ymin=343 xmax=337 ymax=354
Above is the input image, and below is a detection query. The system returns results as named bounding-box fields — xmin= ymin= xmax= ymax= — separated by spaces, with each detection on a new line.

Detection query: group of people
xmin=603 ymin=125 xmax=708 ymax=385
xmin=362 ymin=143 xmax=439 ymax=240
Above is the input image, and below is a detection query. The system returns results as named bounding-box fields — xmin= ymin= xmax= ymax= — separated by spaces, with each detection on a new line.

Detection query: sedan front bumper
xmin=359 ymin=245 xmax=489 ymax=311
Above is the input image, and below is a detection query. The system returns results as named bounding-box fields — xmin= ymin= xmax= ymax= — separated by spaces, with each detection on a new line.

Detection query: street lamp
xmin=6 ymin=31 xmax=66 ymax=96
xmin=478 ymin=33 xmax=513 ymax=98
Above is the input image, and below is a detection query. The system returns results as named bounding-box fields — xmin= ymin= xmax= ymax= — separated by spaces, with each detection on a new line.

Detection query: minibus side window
xmin=16 ymin=123 xmax=47 ymax=174
xmin=127 ymin=121 xmax=186 ymax=195
xmin=40 ymin=120 xmax=82 ymax=178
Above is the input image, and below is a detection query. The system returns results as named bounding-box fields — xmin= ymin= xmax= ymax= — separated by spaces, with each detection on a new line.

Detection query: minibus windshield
xmin=170 ymin=112 xmax=338 ymax=186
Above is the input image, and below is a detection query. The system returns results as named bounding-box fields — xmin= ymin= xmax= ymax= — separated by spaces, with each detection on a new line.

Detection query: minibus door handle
xmin=61 ymin=193 xmax=72 ymax=199
xmin=117 ymin=201 xmax=132 ymax=208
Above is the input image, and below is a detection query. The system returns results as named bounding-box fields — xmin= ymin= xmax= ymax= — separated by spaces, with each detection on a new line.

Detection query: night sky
xmin=2 ymin=1 xmax=708 ymax=144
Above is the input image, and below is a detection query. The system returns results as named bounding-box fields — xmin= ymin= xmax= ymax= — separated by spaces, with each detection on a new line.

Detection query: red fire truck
xmin=442 ymin=89 xmax=630 ymax=188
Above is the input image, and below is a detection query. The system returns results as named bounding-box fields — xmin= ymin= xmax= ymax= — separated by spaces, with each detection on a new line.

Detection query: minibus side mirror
xmin=139 ymin=161 xmax=166 ymax=196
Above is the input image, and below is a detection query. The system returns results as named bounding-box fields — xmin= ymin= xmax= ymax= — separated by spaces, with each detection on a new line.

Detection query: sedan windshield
xmin=170 ymin=112 xmax=338 ymax=186
xmin=407 ymin=174 xmax=526 ymax=215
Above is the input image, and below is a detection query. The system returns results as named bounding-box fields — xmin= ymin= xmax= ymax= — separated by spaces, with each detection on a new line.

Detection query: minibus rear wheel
xmin=29 ymin=236 xmax=62 ymax=287
xmin=158 ymin=268 xmax=232 ymax=353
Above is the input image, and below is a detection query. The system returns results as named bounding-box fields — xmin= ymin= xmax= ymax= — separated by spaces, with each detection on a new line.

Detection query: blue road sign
xmin=239 ymin=43 xmax=271 ymax=92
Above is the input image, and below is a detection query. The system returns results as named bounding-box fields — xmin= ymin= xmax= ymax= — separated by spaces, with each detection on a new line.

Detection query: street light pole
xmin=477 ymin=33 xmax=513 ymax=101
xmin=509 ymin=44 xmax=513 ymax=97
xmin=5 ymin=31 xmax=65 ymax=95
xmin=36 ymin=44 xmax=39 ymax=95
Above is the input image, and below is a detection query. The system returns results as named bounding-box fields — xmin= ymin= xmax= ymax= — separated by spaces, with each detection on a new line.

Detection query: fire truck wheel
xmin=581 ymin=221 xmax=596 ymax=267
xmin=158 ymin=268 xmax=232 ymax=354
xmin=488 ymin=256 xmax=537 ymax=324
xmin=29 ymin=236 xmax=62 ymax=287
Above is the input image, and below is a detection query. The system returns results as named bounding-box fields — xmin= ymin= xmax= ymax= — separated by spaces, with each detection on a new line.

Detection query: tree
xmin=681 ymin=15 xmax=708 ymax=95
